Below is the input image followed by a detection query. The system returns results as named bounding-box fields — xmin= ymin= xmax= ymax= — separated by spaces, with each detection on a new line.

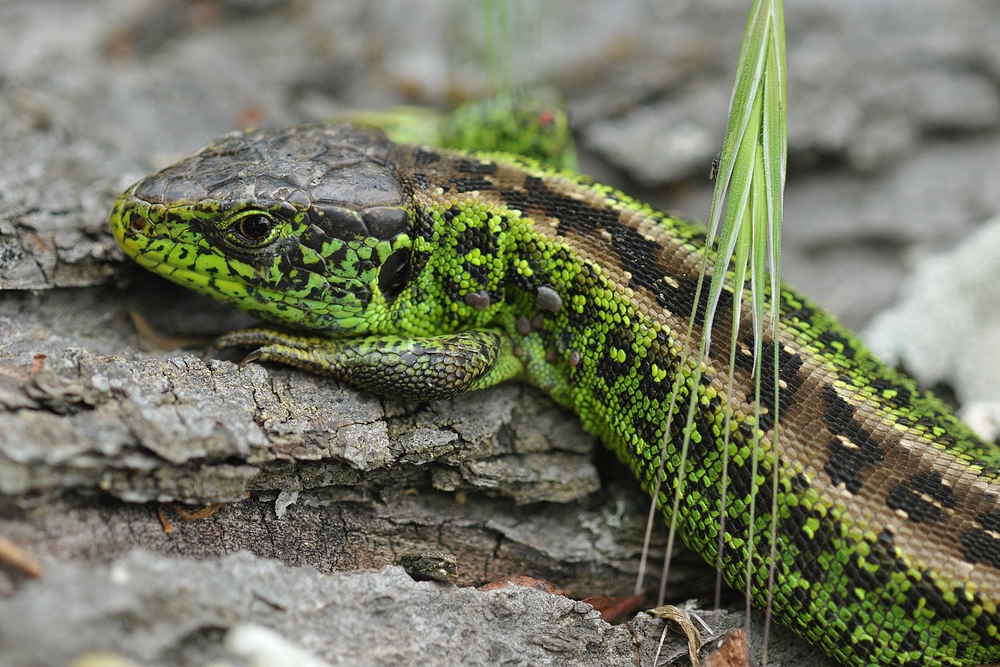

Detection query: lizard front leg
xmin=213 ymin=328 xmax=524 ymax=401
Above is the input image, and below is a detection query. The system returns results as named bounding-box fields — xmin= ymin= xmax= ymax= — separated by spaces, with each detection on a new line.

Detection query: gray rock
xmin=0 ymin=549 xmax=771 ymax=667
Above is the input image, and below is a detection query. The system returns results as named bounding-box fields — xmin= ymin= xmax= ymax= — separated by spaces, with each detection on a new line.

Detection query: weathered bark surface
xmin=2 ymin=0 xmax=999 ymax=665
xmin=0 ymin=305 xmax=680 ymax=601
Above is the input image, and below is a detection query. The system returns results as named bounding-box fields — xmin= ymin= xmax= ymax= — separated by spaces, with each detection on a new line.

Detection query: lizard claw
xmin=239 ymin=349 xmax=263 ymax=369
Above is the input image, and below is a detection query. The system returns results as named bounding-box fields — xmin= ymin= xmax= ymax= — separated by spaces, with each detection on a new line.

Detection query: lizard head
xmin=109 ymin=124 xmax=414 ymax=335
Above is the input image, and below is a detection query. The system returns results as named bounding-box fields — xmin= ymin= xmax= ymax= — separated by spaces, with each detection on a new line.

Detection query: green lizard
xmin=109 ymin=123 xmax=1000 ymax=667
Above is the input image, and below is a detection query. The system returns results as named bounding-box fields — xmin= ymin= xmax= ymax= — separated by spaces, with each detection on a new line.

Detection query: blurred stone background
xmin=1 ymin=1 xmax=998 ymax=665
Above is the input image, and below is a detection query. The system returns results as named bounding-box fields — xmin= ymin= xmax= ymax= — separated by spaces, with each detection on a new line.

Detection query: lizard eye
xmin=227 ymin=212 xmax=277 ymax=248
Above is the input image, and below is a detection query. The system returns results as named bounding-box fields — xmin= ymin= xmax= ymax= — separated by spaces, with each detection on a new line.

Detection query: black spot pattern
xmin=732 ymin=339 xmax=805 ymax=432
xmin=636 ymin=334 xmax=678 ymax=406
xmin=549 ymin=193 xmax=621 ymax=235
xmin=779 ymin=505 xmax=833 ymax=584
xmin=779 ymin=293 xmax=818 ymax=326
xmin=452 ymin=176 xmax=493 ymax=193
xmin=842 ymin=529 xmax=898 ymax=593
xmin=822 ymin=385 xmax=884 ymax=494
xmin=498 ymin=187 xmax=531 ymax=214
xmin=457 ymin=158 xmax=497 ymax=176
xmin=595 ymin=334 xmax=636 ymax=383
xmin=604 ymin=223 xmax=667 ymax=293
xmin=815 ymin=330 xmax=856 ymax=359
xmin=451 ymin=158 xmax=497 ymax=193
xmin=410 ymin=171 xmax=430 ymax=189
xmin=677 ymin=395 xmax=723 ymax=492
xmin=412 ymin=148 xmax=440 ymax=166
xmin=411 ymin=204 xmax=436 ymax=239
xmin=656 ymin=277 xmax=708 ymax=324
xmin=633 ymin=413 xmax=662 ymax=453
xmin=868 ymin=378 xmax=913 ymax=410
xmin=962 ymin=510 xmax=1000 ymax=568
xmin=441 ymin=205 xmax=463 ymax=226
xmin=886 ymin=471 xmax=956 ymax=523
xmin=791 ymin=473 xmax=810 ymax=492
xmin=455 ymin=221 xmax=501 ymax=290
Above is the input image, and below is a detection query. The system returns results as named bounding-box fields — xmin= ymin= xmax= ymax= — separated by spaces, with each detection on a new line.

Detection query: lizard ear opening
xmin=378 ymin=247 xmax=410 ymax=301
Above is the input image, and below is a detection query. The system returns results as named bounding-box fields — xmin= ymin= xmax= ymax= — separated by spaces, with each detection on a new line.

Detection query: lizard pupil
xmin=237 ymin=215 xmax=272 ymax=243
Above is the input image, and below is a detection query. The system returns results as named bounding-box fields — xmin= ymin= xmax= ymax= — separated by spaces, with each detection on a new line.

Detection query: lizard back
xmin=392 ymin=142 xmax=1000 ymax=667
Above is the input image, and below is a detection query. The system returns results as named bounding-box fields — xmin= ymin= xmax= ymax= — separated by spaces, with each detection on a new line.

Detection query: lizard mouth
xmin=108 ymin=193 xmax=145 ymax=260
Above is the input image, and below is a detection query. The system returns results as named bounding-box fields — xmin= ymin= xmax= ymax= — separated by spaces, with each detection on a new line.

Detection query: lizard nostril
xmin=129 ymin=214 xmax=147 ymax=233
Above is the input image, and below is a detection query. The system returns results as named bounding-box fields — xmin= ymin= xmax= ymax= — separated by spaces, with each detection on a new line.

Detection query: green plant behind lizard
xmin=332 ymin=86 xmax=576 ymax=171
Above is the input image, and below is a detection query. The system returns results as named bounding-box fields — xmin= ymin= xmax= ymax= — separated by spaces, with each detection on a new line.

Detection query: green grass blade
xmin=650 ymin=0 xmax=787 ymax=657
xmin=481 ymin=0 xmax=512 ymax=91
xmin=759 ymin=3 xmax=786 ymax=661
